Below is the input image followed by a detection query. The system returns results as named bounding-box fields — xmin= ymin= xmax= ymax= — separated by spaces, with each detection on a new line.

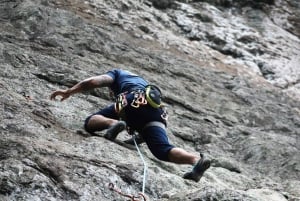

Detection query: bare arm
xmin=50 ymin=74 xmax=113 ymax=101
xmin=66 ymin=74 xmax=113 ymax=95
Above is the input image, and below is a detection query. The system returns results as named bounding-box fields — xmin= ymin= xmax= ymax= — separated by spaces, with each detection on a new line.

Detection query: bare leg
xmin=86 ymin=114 xmax=118 ymax=132
xmin=168 ymin=147 xmax=200 ymax=165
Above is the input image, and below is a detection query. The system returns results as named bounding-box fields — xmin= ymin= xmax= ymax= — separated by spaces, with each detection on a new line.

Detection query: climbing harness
xmin=115 ymin=85 xmax=163 ymax=112
xmin=160 ymin=105 xmax=168 ymax=121
xmin=131 ymin=90 xmax=147 ymax=108
xmin=108 ymin=133 xmax=148 ymax=200
xmin=143 ymin=121 xmax=166 ymax=130
xmin=108 ymin=183 xmax=146 ymax=201
xmin=115 ymin=92 xmax=128 ymax=113
xmin=130 ymin=85 xmax=162 ymax=109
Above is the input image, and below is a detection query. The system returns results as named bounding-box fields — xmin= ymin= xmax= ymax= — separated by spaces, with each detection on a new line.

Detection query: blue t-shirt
xmin=106 ymin=69 xmax=148 ymax=96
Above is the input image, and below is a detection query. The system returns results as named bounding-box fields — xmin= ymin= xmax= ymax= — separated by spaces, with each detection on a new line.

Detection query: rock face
xmin=0 ymin=0 xmax=299 ymax=201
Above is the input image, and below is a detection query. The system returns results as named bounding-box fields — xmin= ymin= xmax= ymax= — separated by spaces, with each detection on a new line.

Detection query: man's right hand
xmin=50 ymin=89 xmax=70 ymax=101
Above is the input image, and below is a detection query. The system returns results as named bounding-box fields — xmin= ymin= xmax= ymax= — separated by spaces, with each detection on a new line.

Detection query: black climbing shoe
xmin=104 ymin=121 xmax=126 ymax=140
xmin=183 ymin=153 xmax=211 ymax=182
xmin=124 ymin=134 xmax=145 ymax=145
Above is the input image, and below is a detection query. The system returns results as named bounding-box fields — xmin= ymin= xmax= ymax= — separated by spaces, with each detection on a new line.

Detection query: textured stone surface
xmin=0 ymin=0 xmax=299 ymax=200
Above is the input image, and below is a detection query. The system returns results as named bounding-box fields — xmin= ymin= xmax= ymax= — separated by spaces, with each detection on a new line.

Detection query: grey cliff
xmin=0 ymin=0 xmax=299 ymax=200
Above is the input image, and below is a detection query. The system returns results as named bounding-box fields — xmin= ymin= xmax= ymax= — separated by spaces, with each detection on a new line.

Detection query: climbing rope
xmin=108 ymin=133 xmax=148 ymax=200
xmin=132 ymin=134 xmax=148 ymax=195
xmin=108 ymin=183 xmax=146 ymax=201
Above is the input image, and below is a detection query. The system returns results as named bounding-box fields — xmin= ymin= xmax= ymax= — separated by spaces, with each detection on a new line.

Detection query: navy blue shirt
xmin=106 ymin=69 xmax=148 ymax=96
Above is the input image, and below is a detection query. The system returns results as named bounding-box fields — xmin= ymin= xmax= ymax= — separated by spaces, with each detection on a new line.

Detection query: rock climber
xmin=50 ymin=69 xmax=211 ymax=182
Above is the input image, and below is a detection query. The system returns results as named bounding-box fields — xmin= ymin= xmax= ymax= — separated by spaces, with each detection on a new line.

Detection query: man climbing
xmin=50 ymin=69 xmax=211 ymax=182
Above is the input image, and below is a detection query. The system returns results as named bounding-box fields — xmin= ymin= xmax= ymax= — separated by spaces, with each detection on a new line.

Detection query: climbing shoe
xmin=124 ymin=134 xmax=145 ymax=145
xmin=104 ymin=121 xmax=126 ymax=140
xmin=183 ymin=153 xmax=211 ymax=182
